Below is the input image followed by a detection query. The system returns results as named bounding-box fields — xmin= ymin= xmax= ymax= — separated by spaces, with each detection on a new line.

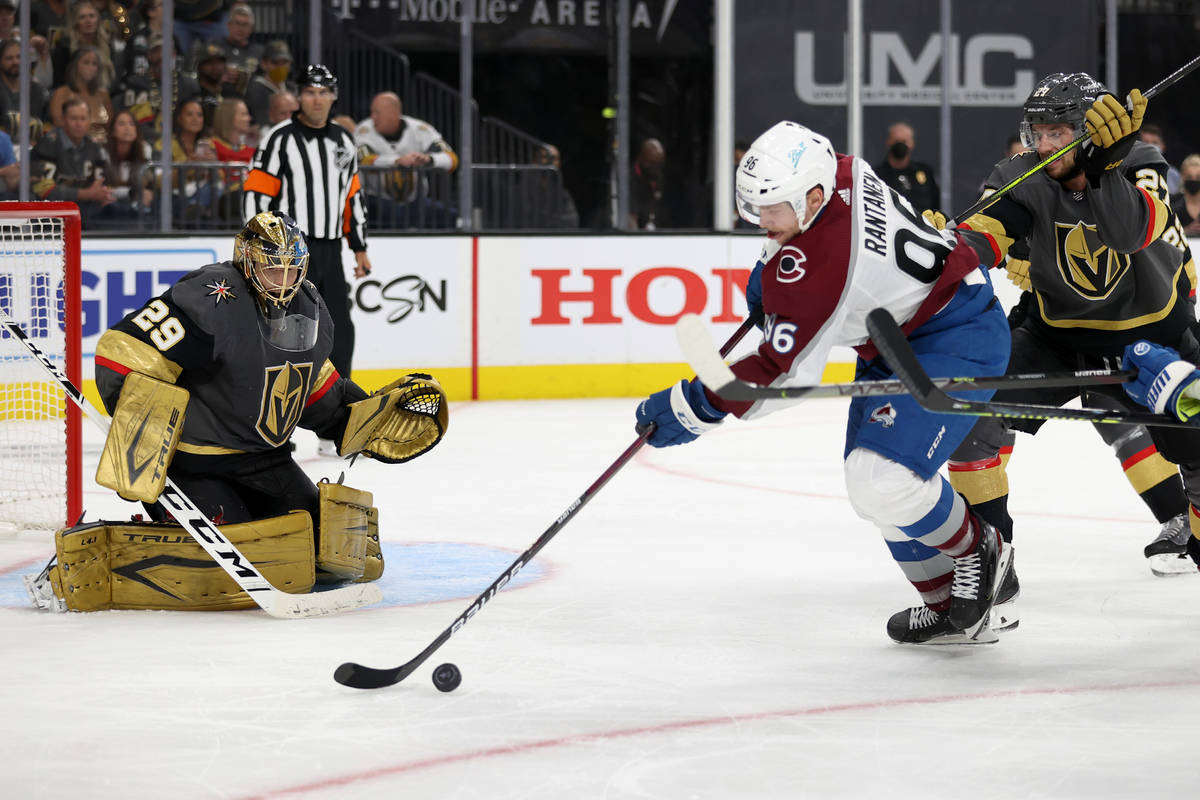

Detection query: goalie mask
xmin=736 ymin=121 xmax=837 ymax=233
xmin=1020 ymin=72 xmax=1107 ymax=149
xmin=235 ymin=212 xmax=318 ymax=351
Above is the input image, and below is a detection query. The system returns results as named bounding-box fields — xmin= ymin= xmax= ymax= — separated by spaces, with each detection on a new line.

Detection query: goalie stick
xmin=676 ymin=313 xmax=1133 ymax=402
xmin=332 ymin=318 xmax=758 ymax=690
xmin=952 ymin=53 xmax=1200 ymax=224
xmin=863 ymin=307 xmax=1200 ymax=430
xmin=1 ymin=310 xmax=381 ymax=618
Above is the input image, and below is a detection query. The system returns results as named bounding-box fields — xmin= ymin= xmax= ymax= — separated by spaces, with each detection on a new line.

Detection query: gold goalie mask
xmin=235 ymin=211 xmax=310 ymax=309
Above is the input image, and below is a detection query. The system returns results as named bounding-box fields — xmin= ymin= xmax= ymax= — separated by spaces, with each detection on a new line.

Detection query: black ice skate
xmin=886 ymin=605 xmax=997 ymax=645
xmin=991 ymin=548 xmax=1020 ymax=632
xmin=948 ymin=516 xmax=1012 ymax=640
xmin=1144 ymin=513 xmax=1195 ymax=577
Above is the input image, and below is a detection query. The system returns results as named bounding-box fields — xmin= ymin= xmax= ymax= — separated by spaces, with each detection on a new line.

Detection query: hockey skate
xmin=991 ymin=549 xmax=1020 ymax=632
xmin=1145 ymin=514 xmax=1196 ymax=577
xmin=886 ymin=605 xmax=998 ymax=645
xmin=22 ymin=557 xmax=65 ymax=613
xmin=948 ymin=516 xmax=1012 ymax=640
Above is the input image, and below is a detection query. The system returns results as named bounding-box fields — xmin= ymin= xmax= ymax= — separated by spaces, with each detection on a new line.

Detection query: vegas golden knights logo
xmin=256 ymin=362 xmax=313 ymax=446
xmin=1054 ymin=221 xmax=1132 ymax=300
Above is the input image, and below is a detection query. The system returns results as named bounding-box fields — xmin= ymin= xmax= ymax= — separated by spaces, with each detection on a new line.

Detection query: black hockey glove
xmin=1076 ymin=89 xmax=1147 ymax=185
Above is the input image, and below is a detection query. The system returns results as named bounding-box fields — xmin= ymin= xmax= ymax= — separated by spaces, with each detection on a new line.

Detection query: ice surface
xmin=2 ymin=397 xmax=1197 ymax=798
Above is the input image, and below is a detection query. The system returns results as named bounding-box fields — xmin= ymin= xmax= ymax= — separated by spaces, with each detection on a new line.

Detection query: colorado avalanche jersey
xmin=716 ymin=155 xmax=987 ymax=419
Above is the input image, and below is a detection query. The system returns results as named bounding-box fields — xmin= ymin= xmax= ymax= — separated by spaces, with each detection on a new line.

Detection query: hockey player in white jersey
xmin=635 ymin=121 xmax=1013 ymax=644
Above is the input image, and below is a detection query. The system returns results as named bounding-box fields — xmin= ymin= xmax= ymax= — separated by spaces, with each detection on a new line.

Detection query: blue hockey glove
xmin=1122 ymin=340 xmax=1200 ymax=422
xmin=635 ymin=379 xmax=726 ymax=447
xmin=746 ymin=262 xmax=764 ymax=329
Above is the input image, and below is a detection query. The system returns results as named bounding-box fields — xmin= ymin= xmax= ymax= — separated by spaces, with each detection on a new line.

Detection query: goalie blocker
xmin=27 ymin=481 xmax=383 ymax=612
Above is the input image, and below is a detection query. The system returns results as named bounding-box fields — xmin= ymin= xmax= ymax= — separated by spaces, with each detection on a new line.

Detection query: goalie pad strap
xmin=96 ymin=372 xmax=189 ymax=503
xmin=317 ymin=481 xmax=374 ymax=580
xmin=50 ymin=512 xmax=316 ymax=611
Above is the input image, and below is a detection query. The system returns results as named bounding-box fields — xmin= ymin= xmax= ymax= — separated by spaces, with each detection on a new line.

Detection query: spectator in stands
xmin=1 ymin=38 xmax=51 ymax=137
xmin=527 ymin=144 xmax=578 ymax=229
xmin=157 ymin=97 xmax=216 ymax=222
xmin=49 ymin=45 xmax=113 ymax=143
xmin=355 ymin=90 xmax=458 ymax=228
xmin=873 ymin=121 xmax=940 ymax=214
xmin=102 ymin=107 xmax=152 ymax=212
xmin=266 ymin=89 xmax=297 ymax=126
xmin=30 ymin=0 xmax=69 ymax=44
xmin=125 ymin=30 xmax=168 ymax=136
xmin=51 ymin=0 xmax=118 ymax=91
xmin=0 ymin=127 xmax=18 ymax=198
xmin=30 ymin=96 xmax=119 ymax=225
xmin=211 ymin=96 xmax=255 ymax=160
xmin=245 ymin=39 xmax=293 ymax=128
xmin=1171 ymin=153 xmax=1200 ymax=236
xmin=189 ymin=2 xmax=259 ymax=96
xmin=1140 ymin=123 xmax=1182 ymax=195
xmin=0 ymin=0 xmax=16 ymax=40
xmin=173 ymin=0 xmax=232 ymax=58
xmin=191 ymin=41 xmax=227 ymax=127
xmin=629 ymin=137 xmax=665 ymax=229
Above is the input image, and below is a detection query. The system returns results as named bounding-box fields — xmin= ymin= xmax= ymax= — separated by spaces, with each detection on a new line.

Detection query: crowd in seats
xmin=0 ymin=0 xmax=581 ymax=230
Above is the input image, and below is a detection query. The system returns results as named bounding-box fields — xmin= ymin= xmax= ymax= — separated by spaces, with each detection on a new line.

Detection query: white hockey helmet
xmin=736 ymin=121 xmax=837 ymax=233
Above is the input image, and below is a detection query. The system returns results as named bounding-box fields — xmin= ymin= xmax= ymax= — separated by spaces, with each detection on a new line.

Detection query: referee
xmin=243 ymin=64 xmax=371 ymax=386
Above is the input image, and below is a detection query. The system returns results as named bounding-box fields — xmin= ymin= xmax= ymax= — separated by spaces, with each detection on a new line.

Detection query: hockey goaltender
xmin=25 ymin=212 xmax=448 ymax=612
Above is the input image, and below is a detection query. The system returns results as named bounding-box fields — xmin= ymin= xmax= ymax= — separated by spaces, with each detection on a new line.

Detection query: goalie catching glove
xmin=340 ymin=373 xmax=449 ymax=463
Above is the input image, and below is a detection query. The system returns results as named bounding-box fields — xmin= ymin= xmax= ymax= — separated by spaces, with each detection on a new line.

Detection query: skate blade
xmin=992 ymin=600 xmax=1019 ymax=633
xmin=899 ymin=626 xmax=999 ymax=646
xmin=1148 ymin=553 xmax=1198 ymax=577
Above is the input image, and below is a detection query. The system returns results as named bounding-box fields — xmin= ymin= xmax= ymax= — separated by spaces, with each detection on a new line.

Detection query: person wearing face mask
xmin=1170 ymin=154 xmax=1200 ymax=237
xmin=1140 ymin=123 xmax=1182 ymax=195
xmin=245 ymin=39 xmax=295 ymax=129
xmin=873 ymin=121 xmax=941 ymax=215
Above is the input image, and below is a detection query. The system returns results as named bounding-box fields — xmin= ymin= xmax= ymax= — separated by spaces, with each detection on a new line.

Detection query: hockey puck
xmin=432 ymin=662 xmax=462 ymax=692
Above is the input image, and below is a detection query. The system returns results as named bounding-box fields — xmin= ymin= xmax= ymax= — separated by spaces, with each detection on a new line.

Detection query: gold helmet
xmin=234 ymin=212 xmax=309 ymax=308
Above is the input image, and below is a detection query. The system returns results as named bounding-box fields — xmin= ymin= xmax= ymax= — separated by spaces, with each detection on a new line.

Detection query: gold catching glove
xmin=341 ymin=373 xmax=449 ymax=463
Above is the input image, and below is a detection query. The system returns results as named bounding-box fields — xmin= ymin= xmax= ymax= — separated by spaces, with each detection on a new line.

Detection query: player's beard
xmin=1044 ymin=151 xmax=1083 ymax=184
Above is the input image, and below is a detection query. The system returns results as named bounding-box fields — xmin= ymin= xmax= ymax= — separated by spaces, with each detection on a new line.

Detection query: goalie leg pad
xmin=317 ymin=480 xmax=375 ymax=580
xmin=50 ymin=512 xmax=315 ymax=611
xmin=355 ymin=505 xmax=384 ymax=583
xmin=341 ymin=373 xmax=449 ymax=463
xmin=96 ymin=372 xmax=189 ymax=503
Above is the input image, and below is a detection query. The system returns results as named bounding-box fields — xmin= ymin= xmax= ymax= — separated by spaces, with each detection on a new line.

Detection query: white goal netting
xmin=0 ymin=213 xmax=75 ymax=532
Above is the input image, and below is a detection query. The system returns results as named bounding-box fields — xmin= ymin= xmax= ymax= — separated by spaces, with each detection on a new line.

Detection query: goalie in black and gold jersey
xmin=33 ymin=212 xmax=448 ymax=612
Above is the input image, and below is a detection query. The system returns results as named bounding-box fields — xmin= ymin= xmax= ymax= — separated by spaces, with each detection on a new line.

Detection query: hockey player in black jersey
xmin=932 ymin=72 xmax=1200 ymax=637
xmin=28 ymin=212 xmax=448 ymax=613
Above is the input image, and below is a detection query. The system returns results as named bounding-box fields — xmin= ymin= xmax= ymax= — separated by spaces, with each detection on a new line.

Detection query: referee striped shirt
xmin=243 ymin=116 xmax=367 ymax=249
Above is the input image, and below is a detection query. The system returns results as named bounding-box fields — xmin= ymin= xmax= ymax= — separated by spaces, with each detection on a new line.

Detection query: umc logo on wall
xmin=794 ymin=32 xmax=1035 ymax=105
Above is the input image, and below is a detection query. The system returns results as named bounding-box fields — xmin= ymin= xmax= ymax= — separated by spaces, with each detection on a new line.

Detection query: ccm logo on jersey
xmin=869 ymin=403 xmax=896 ymax=427
xmin=777 ymin=246 xmax=807 ymax=283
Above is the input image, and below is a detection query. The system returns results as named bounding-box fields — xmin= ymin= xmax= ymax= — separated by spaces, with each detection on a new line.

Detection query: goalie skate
xmin=23 ymin=558 xmax=65 ymax=613
xmin=1145 ymin=514 xmax=1196 ymax=577
xmin=887 ymin=605 xmax=998 ymax=645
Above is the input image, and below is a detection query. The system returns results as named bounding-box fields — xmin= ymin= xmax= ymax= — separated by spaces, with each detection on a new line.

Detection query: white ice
xmin=2 ymin=396 xmax=1198 ymax=799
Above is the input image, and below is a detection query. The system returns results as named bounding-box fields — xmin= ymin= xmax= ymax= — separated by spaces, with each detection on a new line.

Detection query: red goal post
xmin=0 ymin=202 xmax=82 ymax=532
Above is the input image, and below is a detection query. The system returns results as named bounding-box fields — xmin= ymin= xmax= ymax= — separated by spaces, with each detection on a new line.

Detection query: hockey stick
xmin=333 ymin=318 xmax=758 ymax=690
xmin=863 ymin=307 xmax=1200 ymax=429
xmin=953 ymin=53 xmax=1200 ymax=223
xmin=0 ymin=311 xmax=382 ymax=618
xmin=676 ymin=313 xmax=1133 ymax=402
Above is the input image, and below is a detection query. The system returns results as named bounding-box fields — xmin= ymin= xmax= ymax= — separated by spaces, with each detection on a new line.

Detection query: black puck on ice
xmin=432 ymin=662 xmax=462 ymax=692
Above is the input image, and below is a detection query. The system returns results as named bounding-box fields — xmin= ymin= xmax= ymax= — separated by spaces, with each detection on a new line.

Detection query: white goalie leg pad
xmin=844 ymin=447 xmax=945 ymax=527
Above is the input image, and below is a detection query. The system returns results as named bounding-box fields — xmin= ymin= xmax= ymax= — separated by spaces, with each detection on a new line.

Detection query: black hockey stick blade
xmin=865 ymin=308 xmax=1200 ymax=429
xmin=676 ymin=313 xmax=1132 ymax=402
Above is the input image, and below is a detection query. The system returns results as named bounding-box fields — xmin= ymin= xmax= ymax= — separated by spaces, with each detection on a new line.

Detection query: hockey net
xmin=0 ymin=203 xmax=81 ymax=532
